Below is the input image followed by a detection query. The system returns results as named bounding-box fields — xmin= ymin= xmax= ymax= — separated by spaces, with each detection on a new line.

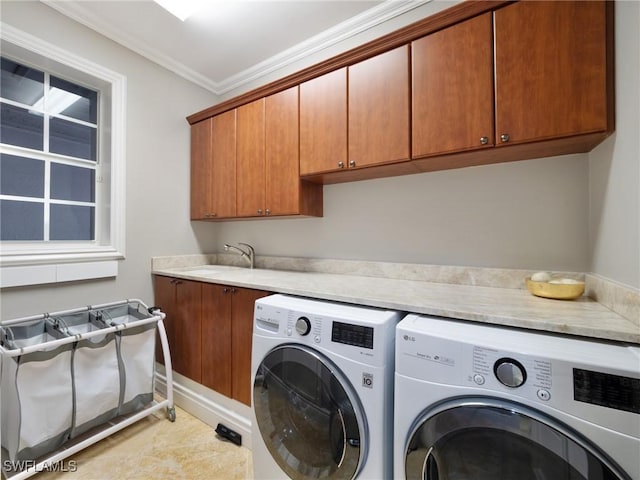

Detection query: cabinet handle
xmin=338 ymin=161 xmax=345 ymax=169
xmin=480 ymin=136 xmax=489 ymax=145
xmin=223 ymin=287 xmax=229 ymax=294
xmin=500 ymin=134 xmax=510 ymax=143
xmin=349 ymin=160 xmax=356 ymax=168
xmin=257 ymin=209 xmax=263 ymax=215
xmin=265 ymin=209 xmax=271 ymax=216
xmin=230 ymin=288 xmax=237 ymax=294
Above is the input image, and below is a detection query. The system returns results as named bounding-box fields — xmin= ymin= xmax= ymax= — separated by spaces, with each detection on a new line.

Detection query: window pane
xmin=0 ymin=57 xmax=44 ymax=106
xmin=50 ymin=204 xmax=95 ymax=240
xmin=0 ymin=154 xmax=45 ymax=198
xmin=0 ymin=103 xmax=44 ymax=150
xmin=50 ymin=163 xmax=95 ymax=202
xmin=50 ymin=76 xmax=98 ymax=124
xmin=0 ymin=200 xmax=44 ymax=240
xmin=49 ymin=117 xmax=96 ymax=161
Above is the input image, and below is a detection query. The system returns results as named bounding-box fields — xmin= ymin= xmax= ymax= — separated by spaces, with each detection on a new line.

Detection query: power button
xmin=537 ymin=389 xmax=551 ymax=401
xmin=473 ymin=374 xmax=485 ymax=385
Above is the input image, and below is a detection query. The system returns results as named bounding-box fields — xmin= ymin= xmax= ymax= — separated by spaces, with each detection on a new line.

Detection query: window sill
xmin=0 ymin=252 xmax=122 ymax=288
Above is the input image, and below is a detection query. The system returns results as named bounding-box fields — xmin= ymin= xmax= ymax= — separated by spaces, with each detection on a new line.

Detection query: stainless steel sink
xmin=180 ymin=266 xmax=243 ymax=276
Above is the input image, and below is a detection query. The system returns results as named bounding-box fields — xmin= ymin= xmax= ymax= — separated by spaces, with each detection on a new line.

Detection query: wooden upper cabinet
xmin=494 ymin=1 xmax=611 ymax=146
xmin=236 ymin=99 xmax=266 ymax=217
xmin=412 ymin=13 xmax=494 ymax=158
xmin=349 ymin=45 xmax=411 ymax=169
xmin=300 ymin=68 xmax=348 ymax=175
xmin=190 ymin=118 xmax=213 ymax=220
xmin=300 ymin=47 xmax=410 ymax=176
xmin=190 ymin=87 xmax=321 ymax=220
xmin=190 ymin=111 xmax=236 ymax=220
xmin=265 ymin=86 xmax=301 ymax=216
xmin=211 ymin=110 xmax=237 ymax=218
xmin=189 ymin=0 xmax=613 ymax=185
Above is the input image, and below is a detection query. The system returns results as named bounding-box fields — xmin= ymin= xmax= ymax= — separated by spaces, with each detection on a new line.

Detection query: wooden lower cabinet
xmin=154 ymin=276 xmax=269 ymax=406
xmin=201 ymin=284 xmax=270 ymax=406
xmin=154 ymin=276 xmax=202 ymax=382
xmin=230 ymin=288 xmax=271 ymax=405
xmin=201 ymin=284 xmax=233 ymax=397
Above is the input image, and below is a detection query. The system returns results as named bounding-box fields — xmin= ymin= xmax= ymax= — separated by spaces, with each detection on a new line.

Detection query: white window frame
xmin=0 ymin=23 xmax=126 ymax=287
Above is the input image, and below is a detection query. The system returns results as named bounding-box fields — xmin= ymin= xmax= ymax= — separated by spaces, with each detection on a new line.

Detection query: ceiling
xmin=42 ymin=0 xmax=430 ymax=96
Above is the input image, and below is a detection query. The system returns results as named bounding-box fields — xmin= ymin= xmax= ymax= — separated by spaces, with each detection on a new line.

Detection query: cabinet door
xmin=154 ymin=277 xmax=202 ymax=382
xmin=412 ymin=13 xmax=494 ymax=158
xmin=348 ymin=46 xmax=410 ymax=168
xmin=494 ymin=1 xmax=609 ymax=145
xmin=211 ymin=110 xmax=237 ymax=218
xmin=300 ymin=68 xmax=347 ymax=175
xmin=201 ymin=284 xmax=232 ymax=397
xmin=190 ymin=119 xmax=213 ymax=220
xmin=154 ymin=275 xmax=176 ymax=366
xmin=266 ymin=86 xmax=300 ymax=216
xmin=231 ymin=288 xmax=270 ymax=406
xmin=173 ymin=279 xmax=202 ymax=382
xmin=236 ymin=99 xmax=266 ymax=217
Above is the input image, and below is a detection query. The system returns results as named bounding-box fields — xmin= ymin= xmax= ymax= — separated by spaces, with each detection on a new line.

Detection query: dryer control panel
xmin=468 ymin=345 xmax=553 ymax=402
xmin=396 ymin=314 xmax=640 ymax=439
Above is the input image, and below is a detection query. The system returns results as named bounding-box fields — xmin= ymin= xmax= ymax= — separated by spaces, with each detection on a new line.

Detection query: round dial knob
xmin=494 ymin=357 xmax=527 ymax=388
xmin=295 ymin=316 xmax=311 ymax=336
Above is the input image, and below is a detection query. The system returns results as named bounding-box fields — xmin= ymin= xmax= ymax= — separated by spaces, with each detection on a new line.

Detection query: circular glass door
xmin=405 ymin=398 xmax=629 ymax=480
xmin=254 ymin=345 xmax=366 ymax=480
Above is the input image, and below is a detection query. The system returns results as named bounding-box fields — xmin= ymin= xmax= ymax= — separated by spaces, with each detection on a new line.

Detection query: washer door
xmin=405 ymin=398 xmax=629 ymax=480
xmin=253 ymin=344 xmax=366 ymax=480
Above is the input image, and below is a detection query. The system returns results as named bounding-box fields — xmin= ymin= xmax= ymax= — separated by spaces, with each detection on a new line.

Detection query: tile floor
xmin=31 ymin=405 xmax=253 ymax=480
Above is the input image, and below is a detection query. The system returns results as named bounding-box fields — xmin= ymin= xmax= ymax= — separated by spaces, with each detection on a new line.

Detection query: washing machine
xmin=394 ymin=314 xmax=640 ymax=480
xmin=251 ymin=294 xmax=403 ymax=479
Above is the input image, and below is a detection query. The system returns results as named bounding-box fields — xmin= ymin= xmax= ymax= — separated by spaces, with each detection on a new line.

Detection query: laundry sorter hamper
xmin=0 ymin=299 xmax=175 ymax=480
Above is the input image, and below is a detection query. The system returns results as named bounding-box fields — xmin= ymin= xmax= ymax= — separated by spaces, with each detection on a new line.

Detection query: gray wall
xmin=1 ymin=1 xmax=638 ymax=321
xmin=218 ymin=155 xmax=590 ymax=270
xmin=0 ymin=1 xmax=218 ymax=319
xmin=588 ymin=0 xmax=640 ymax=289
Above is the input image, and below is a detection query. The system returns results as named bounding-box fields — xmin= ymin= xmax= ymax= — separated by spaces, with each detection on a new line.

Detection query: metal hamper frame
xmin=0 ymin=299 xmax=174 ymax=480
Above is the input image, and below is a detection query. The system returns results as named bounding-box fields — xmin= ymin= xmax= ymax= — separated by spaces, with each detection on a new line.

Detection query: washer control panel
xmin=470 ymin=345 xmax=552 ymax=401
xmin=255 ymin=294 xmax=402 ymax=367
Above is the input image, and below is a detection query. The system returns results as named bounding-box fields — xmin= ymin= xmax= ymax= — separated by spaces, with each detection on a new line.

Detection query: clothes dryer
xmin=394 ymin=314 xmax=640 ymax=480
xmin=251 ymin=294 xmax=403 ymax=479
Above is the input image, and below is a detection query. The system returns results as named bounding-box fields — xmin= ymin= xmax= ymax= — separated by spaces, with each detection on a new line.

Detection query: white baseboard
xmin=154 ymin=365 xmax=254 ymax=450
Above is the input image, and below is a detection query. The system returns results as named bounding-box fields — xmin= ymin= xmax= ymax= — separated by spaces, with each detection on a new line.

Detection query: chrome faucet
xmin=224 ymin=242 xmax=255 ymax=269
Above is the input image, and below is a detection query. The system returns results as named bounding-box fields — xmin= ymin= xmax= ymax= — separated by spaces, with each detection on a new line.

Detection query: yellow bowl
xmin=526 ymin=278 xmax=585 ymax=300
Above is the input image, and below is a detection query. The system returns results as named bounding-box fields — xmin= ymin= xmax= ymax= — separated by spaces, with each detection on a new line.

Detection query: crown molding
xmin=41 ymin=0 xmax=219 ymax=93
xmin=215 ymin=0 xmax=431 ymax=95
xmin=40 ymin=0 xmax=430 ymax=96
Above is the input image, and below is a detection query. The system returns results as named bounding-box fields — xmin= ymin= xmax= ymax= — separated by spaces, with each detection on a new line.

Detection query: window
xmin=0 ymin=25 xmax=126 ymax=287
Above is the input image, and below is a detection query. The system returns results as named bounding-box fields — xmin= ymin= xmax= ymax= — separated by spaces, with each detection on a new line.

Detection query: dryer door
xmin=253 ymin=345 xmax=365 ymax=480
xmin=404 ymin=398 xmax=629 ymax=480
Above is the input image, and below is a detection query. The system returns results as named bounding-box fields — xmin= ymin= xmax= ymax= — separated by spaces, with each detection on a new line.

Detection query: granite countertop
xmin=152 ymin=263 xmax=639 ymax=345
